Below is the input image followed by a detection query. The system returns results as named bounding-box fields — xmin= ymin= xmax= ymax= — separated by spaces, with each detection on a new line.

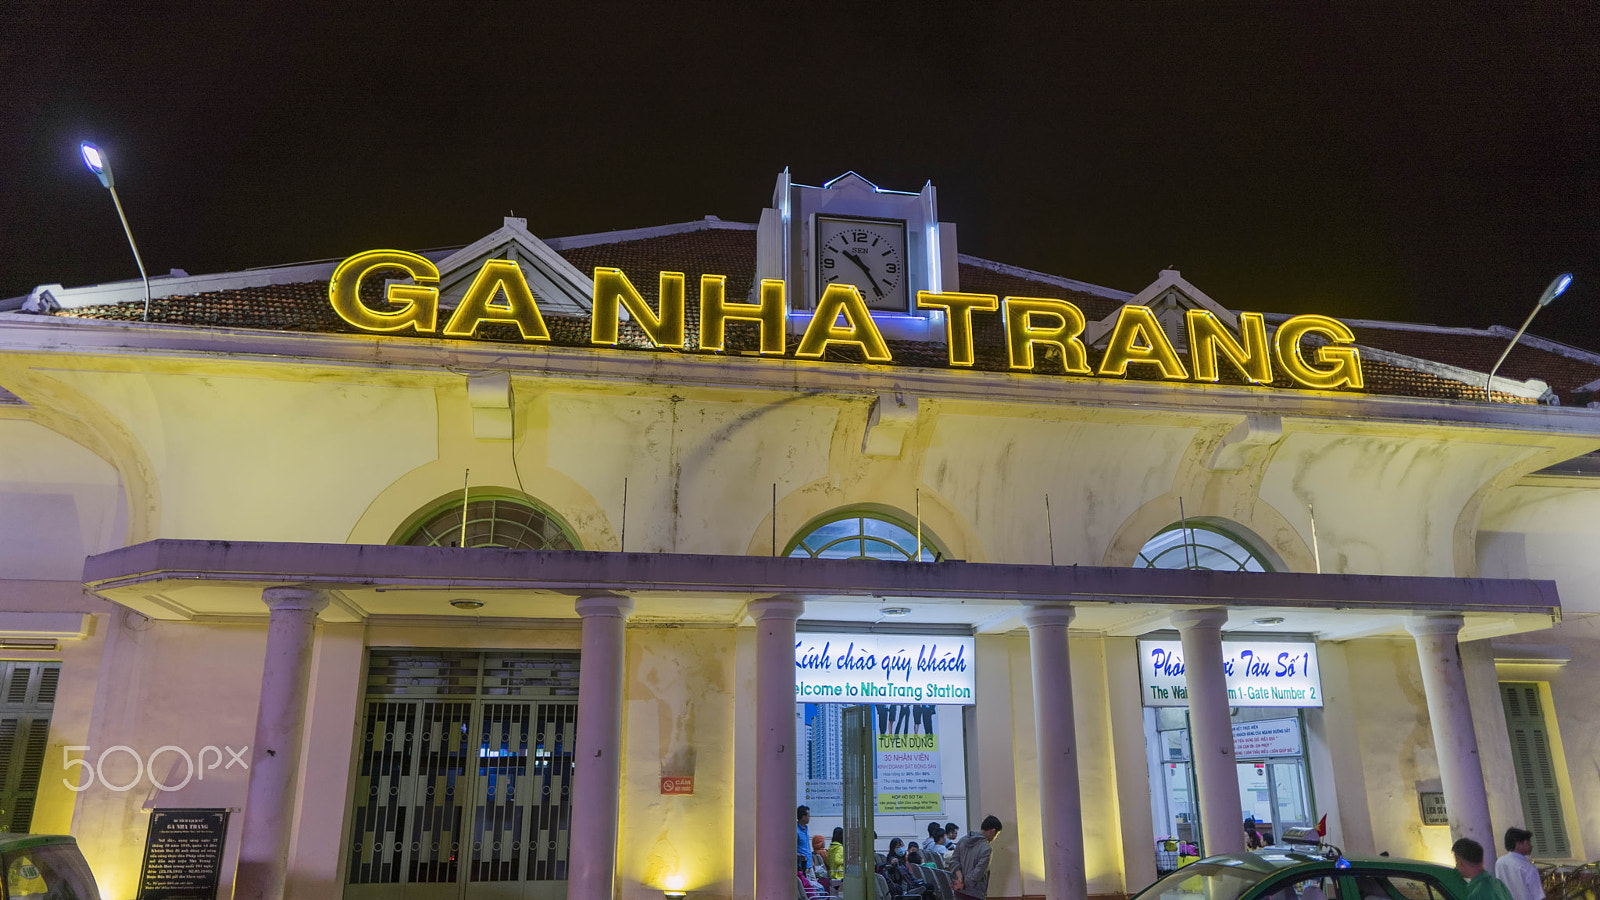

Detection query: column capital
xmin=1407 ymin=613 xmax=1464 ymax=638
xmin=1021 ymin=602 xmax=1076 ymax=629
xmin=575 ymin=593 xmax=634 ymax=619
xmin=747 ymin=594 xmax=805 ymax=621
xmin=261 ymin=585 xmax=330 ymax=614
xmin=1170 ymin=607 xmax=1229 ymax=631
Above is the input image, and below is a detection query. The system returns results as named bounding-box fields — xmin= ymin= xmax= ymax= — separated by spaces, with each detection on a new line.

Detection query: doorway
xmin=344 ymin=649 xmax=579 ymax=900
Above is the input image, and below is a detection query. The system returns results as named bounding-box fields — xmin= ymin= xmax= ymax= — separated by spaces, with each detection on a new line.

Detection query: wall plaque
xmin=138 ymin=808 xmax=230 ymax=900
xmin=1419 ymin=792 xmax=1448 ymax=826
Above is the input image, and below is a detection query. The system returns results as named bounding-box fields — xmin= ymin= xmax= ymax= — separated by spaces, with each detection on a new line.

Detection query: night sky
xmin=5 ymin=4 xmax=1598 ymax=347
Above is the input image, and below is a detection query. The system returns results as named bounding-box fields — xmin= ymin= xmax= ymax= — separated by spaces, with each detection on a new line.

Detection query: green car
xmin=0 ymin=834 xmax=100 ymax=900
xmin=1133 ymin=849 xmax=1469 ymax=900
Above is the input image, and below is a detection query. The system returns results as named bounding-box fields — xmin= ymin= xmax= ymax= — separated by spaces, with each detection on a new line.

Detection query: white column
xmin=568 ymin=593 xmax=634 ymax=900
xmin=1023 ymin=603 xmax=1088 ymax=900
xmin=235 ymin=586 xmax=329 ymax=900
xmin=1407 ymin=615 xmax=1495 ymax=860
xmin=750 ymin=595 xmax=805 ymax=900
xmin=1171 ymin=608 xmax=1244 ymax=856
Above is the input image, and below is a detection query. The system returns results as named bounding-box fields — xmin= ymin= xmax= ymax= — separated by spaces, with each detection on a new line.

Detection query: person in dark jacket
xmin=950 ymin=815 xmax=1003 ymax=900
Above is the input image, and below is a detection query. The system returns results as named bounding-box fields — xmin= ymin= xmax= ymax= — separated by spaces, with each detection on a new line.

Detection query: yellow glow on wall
xmin=699 ymin=276 xmax=787 ymax=354
xmin=917 ymin=291 xmax=999 ymax=366
xmin=1002 ymin=297 xmax=1091 ymax=373
xmin=795 ymin=284 xmax=893 ymax=362
xmin=328 ymin=249 xmax=440 ymax=334
xmin=591 ymin=267 xmax=686 ymax=348
xmin=1187 ymin=310 xmax=1273 ymax=384
xmin=1274 ymin=314 xmax=1365 ymax=389
xmin=441 ymin=258 xmax=551 ymax=341
xmin=1098 ymin=305 xmax=1189 ymax=379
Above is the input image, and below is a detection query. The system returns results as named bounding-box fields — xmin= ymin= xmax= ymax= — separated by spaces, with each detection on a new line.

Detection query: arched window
xmin=1134 ymin=523 xmax=1268 ymax=572
xmin=786 ymin=510 xmax=940 ymax=562
xmin=398 ymin=493 xmax=579 ymax=551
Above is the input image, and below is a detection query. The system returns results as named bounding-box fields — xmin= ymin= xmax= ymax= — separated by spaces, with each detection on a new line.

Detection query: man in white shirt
xmin=1495 ymin=827 xmax=1545 ymax=900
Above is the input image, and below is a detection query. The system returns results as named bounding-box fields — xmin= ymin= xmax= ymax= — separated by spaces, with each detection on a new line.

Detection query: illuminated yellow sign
xmin=328 ymin=254 xmax=1364 ymax=390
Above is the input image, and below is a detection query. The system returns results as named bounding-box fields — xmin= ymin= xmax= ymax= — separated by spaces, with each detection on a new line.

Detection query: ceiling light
xmin=879 ymin=606 xmax=912 ymax=617
xmin=1252 ymin=616 xmax=1285 ymax=627
xmin=450 ymin=599 xmax=485 ymax=610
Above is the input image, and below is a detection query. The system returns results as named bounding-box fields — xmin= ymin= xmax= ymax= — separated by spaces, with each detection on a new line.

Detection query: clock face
xmin=815 ymin=216 xmax=909 ymax=312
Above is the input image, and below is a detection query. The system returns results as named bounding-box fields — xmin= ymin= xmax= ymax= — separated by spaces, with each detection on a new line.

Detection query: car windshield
xmin=1136 ymin=862 xmax=1274 ymax=900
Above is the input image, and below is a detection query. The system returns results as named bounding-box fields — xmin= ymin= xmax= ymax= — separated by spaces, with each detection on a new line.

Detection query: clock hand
xmin=840 ymin=249 xmax=886 ymax=299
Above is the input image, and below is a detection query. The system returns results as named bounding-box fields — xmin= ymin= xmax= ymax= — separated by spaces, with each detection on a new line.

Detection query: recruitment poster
xmin=873 ymin=703 xmax=942 ymax=815
xmin=797 ymin=702 xmax=945 ymax=816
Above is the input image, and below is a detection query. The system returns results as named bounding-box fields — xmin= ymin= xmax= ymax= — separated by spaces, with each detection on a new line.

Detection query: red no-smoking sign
xmin=660 ymin=776 xmax=694 ymax=795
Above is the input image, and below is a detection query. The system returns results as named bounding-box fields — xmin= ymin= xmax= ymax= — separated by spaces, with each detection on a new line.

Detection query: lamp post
xmin=1485 ymin=273 xmax=1573 ymax=400
xmin=79 ymin=141 xmax=153 ymax=322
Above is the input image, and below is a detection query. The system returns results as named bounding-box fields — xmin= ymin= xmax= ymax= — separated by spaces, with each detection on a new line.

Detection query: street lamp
xmin=79 ymin=141 xmax=153 ymax=322
xmin=1485 ymin=272 xmax=1573 ymax=400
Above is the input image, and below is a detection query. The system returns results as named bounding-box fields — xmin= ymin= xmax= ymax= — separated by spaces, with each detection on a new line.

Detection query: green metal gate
xmin=346 ymin=650 xmax=579 ymax=900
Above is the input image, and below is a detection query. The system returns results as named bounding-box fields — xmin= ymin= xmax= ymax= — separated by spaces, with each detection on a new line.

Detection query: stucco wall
xmin=619 ymin=626 xmax=739 ymax=899
xmin=0 ymin=418 xmax=127 ymax=580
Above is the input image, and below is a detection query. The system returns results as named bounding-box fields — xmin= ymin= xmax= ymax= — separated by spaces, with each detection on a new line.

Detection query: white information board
xmin=1138 ymin=639 xmax=1323 ymax=708
xmin=795 ymin=632 xmax=975 ymax=705
xmin=1232 ymin=717 xmax=1303 ymax=758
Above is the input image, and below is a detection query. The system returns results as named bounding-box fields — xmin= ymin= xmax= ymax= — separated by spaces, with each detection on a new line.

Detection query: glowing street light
xmin=79 ymin=141 xmax=153 ymax=322
xmin=1485 ymin=273 xmax=1573 ymax=400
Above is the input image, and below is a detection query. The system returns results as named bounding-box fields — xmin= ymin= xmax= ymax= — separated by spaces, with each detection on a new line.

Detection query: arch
xmin=1132 ymin=519 xmax=1275 ymax=572
xmin=392 ymin=488 xmax=580 ymax=550
xmin=784 ymin=506 xmax=944 ymax=562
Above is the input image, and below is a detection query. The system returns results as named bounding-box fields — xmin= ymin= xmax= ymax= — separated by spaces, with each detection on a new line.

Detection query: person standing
xmin=921 ymin=821 xmax=947 ymax=866
xmin=950 ymin=816 xmax=1004 ymax=900
xmin=1454 ymin=838 xmax=1514 ymax=900
xmin=1495 ymin=828 xmax=1545 ymax=900
xmin=828 ymin=827 xmax=845 ymax=883
xmin=798 ymin=806 xmax=812 ymax=873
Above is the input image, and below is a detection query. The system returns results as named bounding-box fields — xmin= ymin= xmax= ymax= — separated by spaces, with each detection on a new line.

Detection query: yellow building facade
xmin=2 ymin=172 xmax=1599 ymax=900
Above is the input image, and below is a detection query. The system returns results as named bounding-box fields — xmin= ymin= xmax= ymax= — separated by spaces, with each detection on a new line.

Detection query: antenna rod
xmin=621 ymin=477 xmax=628 ymax=552
xmin=772 ymin=483 xmax=777 ymax=557
xmin=1045 ymin=493 xmax=1055 ymax=566
xmin=1308 ymin=503 xmax=1322 ymax=574
xmin=460 ymin=469 xmax=470 ymax=548
xmin=915 ymin=488 xmax=923 ymax=561
xmin=1179 ymin=497 xmax=1195 ymax=569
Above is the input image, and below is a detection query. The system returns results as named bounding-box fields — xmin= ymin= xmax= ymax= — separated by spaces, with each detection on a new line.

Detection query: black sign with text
xmin=137 ymin=808 xmax=229 ymax=900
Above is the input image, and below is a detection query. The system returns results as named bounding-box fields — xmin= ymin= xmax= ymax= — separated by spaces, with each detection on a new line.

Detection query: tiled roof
xmin=35 ymin=223 xmax=1600 ymax=408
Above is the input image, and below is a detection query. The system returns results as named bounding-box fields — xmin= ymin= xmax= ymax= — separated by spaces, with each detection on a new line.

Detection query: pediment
xmin=434 ymin=217 xmax=592 ymax=316
xmin=1085 ymin=269 xmax=1240 ymax=348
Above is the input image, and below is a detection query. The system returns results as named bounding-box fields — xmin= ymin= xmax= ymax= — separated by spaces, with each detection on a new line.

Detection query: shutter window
xmin=1500 ymin=682 xmax=1570 ymax=857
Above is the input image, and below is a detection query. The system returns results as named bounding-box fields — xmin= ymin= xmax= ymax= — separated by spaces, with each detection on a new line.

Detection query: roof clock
xmin=756 ymin=170 xmax=959 ymax=342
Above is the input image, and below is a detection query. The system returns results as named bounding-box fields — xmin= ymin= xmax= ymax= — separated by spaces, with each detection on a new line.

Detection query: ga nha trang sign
xmin=327 ymin=251 xmax=1365 ymax=391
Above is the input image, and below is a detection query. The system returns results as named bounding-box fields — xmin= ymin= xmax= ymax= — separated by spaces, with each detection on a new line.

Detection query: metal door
xmin=346 ymin=651 xmax=578 ymax=900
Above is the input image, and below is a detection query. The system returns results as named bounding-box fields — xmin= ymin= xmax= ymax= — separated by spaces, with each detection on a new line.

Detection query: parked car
xmin=0 ymin=833 xmax=100 ymax=900
xmin=1132 ymin=849 xmax=1468 ymax=900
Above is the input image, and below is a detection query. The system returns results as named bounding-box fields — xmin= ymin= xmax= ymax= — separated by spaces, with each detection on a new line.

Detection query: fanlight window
xmin=403 ymin=497 xmax=578 ymax=551
xmin=1134 ymin=524 xmax=1268 ymax=572
xmin=787 ymin=512 xmax=940 ymax=562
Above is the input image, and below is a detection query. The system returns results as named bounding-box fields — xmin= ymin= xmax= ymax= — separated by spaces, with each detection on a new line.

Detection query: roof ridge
xmin=544 ymin=217 xmax=758 ymax=251
xmin=1484 ymin=324 xmax=1600 ymax=366
xmin=955 ymin=254 xmax=1131 ymax=302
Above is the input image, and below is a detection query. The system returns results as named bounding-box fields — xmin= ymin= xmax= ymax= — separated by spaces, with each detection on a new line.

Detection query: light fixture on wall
xmin=879 ymin=606 xmax=912 ymax=617
xmin=664 ymin=892 xmax=687 ymax=899
xmin=1251 ymin=616 xmax=1285 ymax=627
xmin=450 ymin=598 xmax=485 ymax=610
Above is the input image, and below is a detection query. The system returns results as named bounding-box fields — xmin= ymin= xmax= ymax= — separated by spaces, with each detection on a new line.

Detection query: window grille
xmin=787 ymin=512 xmax=941 ymax=562
xmin=401 ymin=497 xmax=578 ymax=551
xmin=1134 ymin=524 xmax=1269 ymax=572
